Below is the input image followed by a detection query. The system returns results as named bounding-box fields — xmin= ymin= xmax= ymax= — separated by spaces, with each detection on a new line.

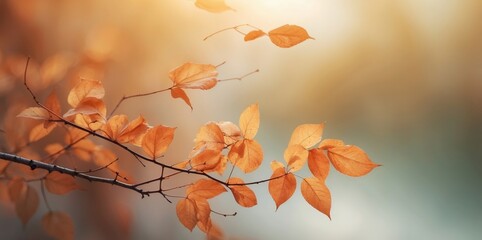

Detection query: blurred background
xmin=1 ymin=0 xmax=481 ymax=239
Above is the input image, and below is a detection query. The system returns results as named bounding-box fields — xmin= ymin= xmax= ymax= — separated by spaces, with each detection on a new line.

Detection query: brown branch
xmin=203 ymin=24 xmax=262 ymax=41
xmin=109 ymin=87 xmax=172 ymax=117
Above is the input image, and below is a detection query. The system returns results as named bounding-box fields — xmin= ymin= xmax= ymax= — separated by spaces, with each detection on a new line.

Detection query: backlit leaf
xmin=244 ymin=30 xmax=266 ymax=41
xmin=141 ymin=125 xmax=176 ymax=159
xmin=268 ymin=167 xmax=296 ymax=210
xmin=193 ymin=197 xmax=211 ymax=227
xmin=284 ymin=144 xmax=309 ymax=172
xmin=239 ymin=103 xmax=259 ymax=139
xmin=228 ymin=139 xmax=263 ymax=173
xmin=171 ymin=87 xmax=193 ymax=109
xmin=301 ymin=177 xmax=331 ymax=219
xmin=187 ymin=179 xmax=226 ymax=199
xmin=268 ymin=24 xmax=313 ymax=48
xmin=41 ymin=211 xmax=74 ymax=240
xmin=195 ymin=0 xmax=234 ymax=13
xmin=169 ymin=63 xmax=218 ymax=90
xmin=11 ymin=181 xmax=39 ymax=225
xmin=308 ymin=148 xmax=330 ymax=181
xmin=67 ymin=79 xmax=105 ymax=107
xmin=288 ymin=123 xmax=324 ymax=148
xmin=216 ymin=121 xmax=242 ymax=145
xmin=63 ymin=97 xmax=106 ymax=120
xmin=327 ymin=145 xmax=380 ymax=177
xmin=117 ymin=115 xmax=149 ymax=146
xmin=194 ymin=123 xmax=225 ymax=151
xmin=44 ymin=90 xmax=61 ymax=119
xmin=228 ymin=178 xmax=257 ymax=208
xmin=103 ymin=114 xmax=129 ymax=140
xmin=270 ymin=160 xmax=284 ymax=171
xmin=29 ymin=123 xmax=56 ymax=142
xmin=176 ymin=198 xmax=198 ymax=231
xmin=190 ymin=149 xmax=223 ymax=172
xmin=45 ymin=172 xmax=79 ymax=195
xmin=319 ymin=139 xmax=344 ymax=150
xmin=17 ymin=107 xmax=50 ymax=120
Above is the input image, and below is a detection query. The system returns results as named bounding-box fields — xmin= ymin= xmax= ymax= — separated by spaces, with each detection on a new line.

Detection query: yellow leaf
xmin=45 ymin=172 xmax=79 ymax=195
xmin=67 ymin=79 xmax=105 ymax=107
xmin=288 ymin=123 xmax=324 ymax=148
xmin=228 ymin=178 xmax=257 ymax=208
xmin=301 ymin=177 xmax=331 ymax=219
xmin=307 ymin=149 xmax=330 ymax=181
xmin=141 ymin=125 xmax=176 ymax=159
xmin=195 ymin=0 xmax=234 ymax=13
xmin=176 ymin=198 xmax=198 ymax=231
xmin=244 ymin=30 xmax=266 ymax=41
xmin=41 ymin=211 xmax=74 ymax=240
xmin=169 ymin=63 xmax=218 ymax=90
xmin=171 ymin=87 xmax=193 ymax=110
xmin=187 ymin=179 xmax=226 ymax=199
xmin=239 ymin=103 xmax=259 ymax=140
xmin=228 ymin=139 xmax=263 ymax=173
xmin=268 ymin=24 xmax=313 ymax=48
xmin=17 ymin=107 xmax=50 ymax=120
xmin=327 ymin=145 xmax=380 ymax=177
xmin=284 ymin=144 xmax=309 ymax=172
xmin=268 ymin=168 xmax=296 ymax=210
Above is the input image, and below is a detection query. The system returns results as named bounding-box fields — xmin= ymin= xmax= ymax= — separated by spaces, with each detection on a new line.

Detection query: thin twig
xmin=40 ymin=180 xmax=52 ymax=211
xmin=109 ymin=87 xmax=172 ymax=117
xmin=218 ymin=69 xmax=259 ymax=82
xmin=203 ymin=24 xmax=261 ymax=41
xmin=211 ymin=209 xmax=237 ymax=217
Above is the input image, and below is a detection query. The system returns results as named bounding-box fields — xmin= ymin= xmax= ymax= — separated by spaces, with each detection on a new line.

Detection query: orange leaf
xmin=268 ymin=24 xmax=313 ymax=48
xmin=308 ymin=149 xmax=330 ymax=181
xmin=197 ymin=218 xmax=224 ymax=240
xmin=228 ymin=139 xmax=263 ymax=173
xmin=8 ymin=177 xmax=25 ymax=202
xmin=190 ymin=149 xmax=223 ymax=172
xmin=67 ymin=79 xmax=105 ymax=107
xmin=41 ymin=211 xmax=74 ymax=240
xmin=195 ymin=0 xmax=234 ymax=13
xmin=216 ymin=121 xmax=242 ymax=145
xmin=244 ymin=30 xmax=266 ymax=41
xmin=44 ymin=89 xmax=61 ymax=119
xmin=284 ymin=144 xmax=309 ymax=172
xmin=239 ymin=103 xmax=259 ymax=139
xmin=117 ymin=115 xmax=149 ymax=146
xmin=228 ymin=178 xmax=257 ymax=208
xmin=268 ymin=167 xmax=296 ymax=210
xmin=29 ymin=123 xmax=56 ymax=142
xmin=327 ymin=145 xmax=380 ymax=177
xmin=8 ymin=179 xmax=39 ymax=225
xmin=17 ymin=107 xmax=50 ymax=120
xmin=301 ymin=177 xmax=331 ymax=219
xmin=319 ymin=139 xmax=344 ymax=150
xmin=63 ymin=97 xmax=106 ymax=120
xmin=194 ymin=123 xmax=225 ymax=151
xmin=176 ymin=198 xmax=198 ymax=231
xmin=171 ymin=87 xmax=193 ymax=109
xmin=187 ymin=179 xmax=226 ymax=199
xmin=169 ymin=63 xmax=218 ymax=90
xmin=44 ymin=172 xmax=79 ymax=195
xmin=288 ymin=123 xmax=324 ymax=148
xmin=141 ymin=125 xmax=176 ymax=159
xmin=192 ymin=197 xmax=211 ymax=227
xmin=270 ymin=160 xmax=285 ymax=171
xmin=40 ymin=53 xmax=72 ymax=86
xmin=103 ymin=114 xmax=129 ymax=140
xmin=0 ymin=161 xmax=8 ymax=174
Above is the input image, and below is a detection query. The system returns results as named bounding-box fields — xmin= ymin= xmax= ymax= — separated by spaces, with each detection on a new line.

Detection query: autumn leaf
xmin=239 ymin=103 xmax=259 ymax=140
xmin=17 ymin=107 xmax=50 ymax=120
xmin=307 ymin=148 xmax=330 ymax=181
xmin=228 ymin=139 xmax=263 ymax=173
xmin=268 ymin=167 xmax=296 ymax=210
xmin=195 ymin=0 xmax=234 ymax=13
xmin=270 ymin=160 xmax=285 ymax=171
xmin=194 ymin=122 xmax=225 ymax=151
xmin=29 ymin=123 xmax=56 ymax=142
xmin=171 ymin=87 xmax=193 ymax=110
xmin=169 ymin=63 xmax=218 ymax=90
xmin=244 ymin=30 xmax=266 ymax=41
xmin=288 ymin=123 xmax=324 ymax=148
xmin=301 ymin=177 xmax=331 ymax=219
xmin=44 ymin=172 xmax=79 ymax=195
xmin=41 ymin=211 xmax=74 ymax=240
xmin=117 ymin=115 xmax=149 ymax=146
xmin=187 ymin=179 xmax=226 ymax=199
xmin=197 ymin=218 xmax=224 ymax=240
xmin=141 ymin=125 xmax=176 ymax=159
xmin=268 ymin=24 xmax=313 ymax=48
xmin=284 ymin=144 xmax=309 ymax=172
xmin=319 ymin=138 xmax=344 ymax=150
xmin=67 ymin=79 xmax=105 ymax=107
xmin=228 ymin=178 xmax=257 ymax=208
xmin=44 ymin=89 xmax=61 ymax=120
xmin=176 ymin=198 xmax=198 ymax=231
xmin=190 ymin=149 xmax=224 ymax=172
xmin=63 ymin=97 xmax=106 ymax=119
xmin=103 ymin=114 xmax=129 ymax=140
xmin=327 ymin=145 xmax=380 ymax=177
xmin=8 ymin=178 xmax=39 ymax=225
xmin=215 ymin=121 xmax=242 ymax=145
xmin=192 ymin=197 xmax=211 ymax=227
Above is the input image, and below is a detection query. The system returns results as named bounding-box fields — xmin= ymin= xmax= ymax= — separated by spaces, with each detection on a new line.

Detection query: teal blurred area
xmin=1 ymin=0 xmax=481 ymax=239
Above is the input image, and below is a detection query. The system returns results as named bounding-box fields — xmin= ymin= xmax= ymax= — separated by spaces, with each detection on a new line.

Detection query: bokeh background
xmin=1 ymin=0 xmax=482 ymax=239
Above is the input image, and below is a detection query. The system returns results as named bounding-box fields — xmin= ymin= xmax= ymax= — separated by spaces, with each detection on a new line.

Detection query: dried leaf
xmin=63 ymin=97 xmax=106 ymax=119
xmin=319 ymin=139 xmax=345 ymax=150
xmin=327 ymin=145 xmax=380 ymax=177
xmin=216 ymin=121 xmax=242 ymax=145
xmin=141 ymin=125 xmax=176 ymax=159
xmin=29 ymin=123 xmax=56 ymax=142
xmin=268 ymin=24 xmax=313 ymax=48
xmin=176 ymin=198 xmax=198 ymax=231
xmin=40 ymin=53 xmax=72 ymax=86
xmin=67 ymin=79 xmax=105 ymax=107
xmin=41 ymin=211 xmax=74 ymax=240
xmin=17 ymin=107 xmax=50 ymax=120
xmin=284 ymin=144 xmax=309 ymax=172
xmin=195 ymin=0 xmax=234 ymax=13
xmin=190 ymin=149 xmax=223 ymax=172
xmin=194 ymin=123 xmax=225 ymax=151
xmin=44 ymin=90 xmax=61 ymax=119
xmin=117 ymin=115 xmax=149 ymax=146
xmin=187 ymin=179 xmax=226 ymax=199
xmin=239 ymin=103 xmax=259 ymax=139
xmin=244 ymin=30 xmax=266 ymax=41
xmin=308 ymin=148 xmax=330 ymax=181
xmin=169 ymin=63 xmax=218 ymax=90
xmin=228 ymin=178 xmax=257 ymax=207
xmin=193 ymin=197 xmax=211 ymax=227
xmin=301 ymin=177 xmax=331 ymax=219
xmin=103 ymin=114 xmax=129 ymax=140
xmin=228 ymin=139 xmax=263 ymax=173
xmin=288 ymin=123 xmax=324 ymax=148
xmin=268 ymin=167 xmax=296 ymax=210
xmin=45 ymin=172 xmax=79 ymax=195
xmin=171 ymin=87 xmax=193 ymax=109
